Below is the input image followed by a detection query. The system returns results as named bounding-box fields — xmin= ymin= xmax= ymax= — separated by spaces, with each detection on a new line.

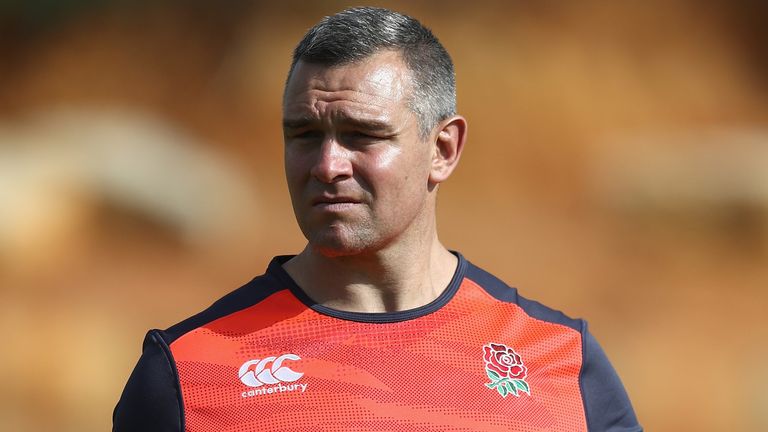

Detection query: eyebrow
xmin=283 ymin=113 xmax=393 ymax=133
xmin=340 ymin=116 xmax=392 ymax=133
xmin=282 ymin=116 xmax=318 ymax=130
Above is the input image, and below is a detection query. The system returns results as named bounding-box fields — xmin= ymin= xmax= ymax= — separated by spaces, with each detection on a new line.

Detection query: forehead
xmin=283 ymin=51 xmax=413 ymax=117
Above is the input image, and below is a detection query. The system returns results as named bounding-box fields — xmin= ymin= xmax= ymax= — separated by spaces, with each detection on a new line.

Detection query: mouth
xmin=311 ymin=195 xmax=363 ymax=210
xmin=311 ymin=195 xmax=361 ymax=205
xmin=311 ymin=194 xmax=360 ymax=205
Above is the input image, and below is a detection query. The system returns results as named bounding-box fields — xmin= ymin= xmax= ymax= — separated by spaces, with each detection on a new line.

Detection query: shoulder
xmin=113 ymin=256 xmax=293 ymax=431
xmin=162 ymin=259 xmax=291 ymax=344
xmin=463 ymin=259 xmax=583 ymax=332
xmin=462 ymin=258 xmax=642 ymax=431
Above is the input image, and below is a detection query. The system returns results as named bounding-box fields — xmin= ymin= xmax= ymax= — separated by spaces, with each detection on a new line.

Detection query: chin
xmin=312 ymin=245 xmax=360 ymax=258
xmin=307 ymin=228 xmax=382 ymax=258
xmin=310 ymin=236 xmax=368 ymax=258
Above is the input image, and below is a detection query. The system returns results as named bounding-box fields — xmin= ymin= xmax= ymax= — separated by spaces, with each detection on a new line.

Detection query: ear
xmin=429 ymin=115 xmax=467 ymax=185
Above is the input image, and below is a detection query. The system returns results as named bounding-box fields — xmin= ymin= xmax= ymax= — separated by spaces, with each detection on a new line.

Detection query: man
xmin=114 ymin=7 xmax=641 ymax=431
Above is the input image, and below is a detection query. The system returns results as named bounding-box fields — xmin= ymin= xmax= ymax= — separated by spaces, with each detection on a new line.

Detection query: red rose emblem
xmin=483 ymin=343 xmax=527 ymax=380
xmin=483 ymin=343 xmax=531 ymax=398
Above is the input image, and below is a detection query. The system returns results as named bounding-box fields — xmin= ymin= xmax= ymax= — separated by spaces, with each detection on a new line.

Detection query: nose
xmin=310 ymin=137 xmax=353 ymax=183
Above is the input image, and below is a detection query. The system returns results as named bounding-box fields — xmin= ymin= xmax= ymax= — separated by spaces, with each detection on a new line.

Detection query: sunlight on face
xmin=283 ymin=51 xmax=434 ymax=256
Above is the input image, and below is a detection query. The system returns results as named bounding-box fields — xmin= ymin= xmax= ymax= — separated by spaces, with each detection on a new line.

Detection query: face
xmin=283 ymin=51 xmax=435 ymax=257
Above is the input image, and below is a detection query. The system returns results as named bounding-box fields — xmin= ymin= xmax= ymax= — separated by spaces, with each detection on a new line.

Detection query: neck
xmin=283 ymin=231 xmax=458 ymax=313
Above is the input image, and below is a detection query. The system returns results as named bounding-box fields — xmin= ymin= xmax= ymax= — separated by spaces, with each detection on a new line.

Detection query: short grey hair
xmin=287 ymin=7 xmax=456 ymax=138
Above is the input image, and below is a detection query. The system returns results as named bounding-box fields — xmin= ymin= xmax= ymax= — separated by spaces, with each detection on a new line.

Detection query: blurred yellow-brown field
xmin=1 ymin=1 xmax=766 ymax=431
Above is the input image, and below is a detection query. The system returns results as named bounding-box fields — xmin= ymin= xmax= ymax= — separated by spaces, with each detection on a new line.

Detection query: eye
xmin=341 ymin=131 xmax=381 ymax=146
xmin=286 ymin=130 xmax=323 ymax=143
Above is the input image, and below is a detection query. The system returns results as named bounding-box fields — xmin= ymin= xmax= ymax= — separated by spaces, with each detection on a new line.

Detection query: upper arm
xmin=581 ymin=326 xmax=643 ymax=432
xmin=113 ymin=330 xmax=183 ymax=432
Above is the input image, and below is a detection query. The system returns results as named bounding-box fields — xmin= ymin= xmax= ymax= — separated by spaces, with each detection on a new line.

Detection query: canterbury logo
xmin=238 ymin=354 xmax=304 ymax=387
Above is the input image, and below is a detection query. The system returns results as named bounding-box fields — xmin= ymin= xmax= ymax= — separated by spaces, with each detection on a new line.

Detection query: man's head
xmin=283 ymin=7 xmax=466 ymax=257
xmin=286 ymin=6 xmax=455 ymax=138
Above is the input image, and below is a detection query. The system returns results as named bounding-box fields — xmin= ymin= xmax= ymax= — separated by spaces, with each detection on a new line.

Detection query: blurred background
xmin=1 ymin=0 xmax=766 ymax=430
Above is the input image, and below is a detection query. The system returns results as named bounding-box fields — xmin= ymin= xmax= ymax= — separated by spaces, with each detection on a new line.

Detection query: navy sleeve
xmin=113 ymin=330 xmax=184 ymax=432
xmin=581 ymin=326 xmax=642 ymax=431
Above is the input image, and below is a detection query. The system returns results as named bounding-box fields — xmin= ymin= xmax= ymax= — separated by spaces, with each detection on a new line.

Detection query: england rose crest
xmin=483 ymin=343 xmax=531 ymax=397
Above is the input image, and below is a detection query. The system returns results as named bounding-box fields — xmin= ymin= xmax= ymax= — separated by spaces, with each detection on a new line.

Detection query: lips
xmin=311 ymin=195 xmax=362 ymax=206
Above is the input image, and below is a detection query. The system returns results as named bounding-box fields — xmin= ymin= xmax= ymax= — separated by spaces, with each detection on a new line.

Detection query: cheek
xmin=284 ymin=159 xmax=310 ymax=205
xmin=371 ymin=145 xmax=430 ymax=187
xmin=374 ymin=146 xmax=402 ymax=170
xmin=284 ymin=149 xmax=312 ymax=181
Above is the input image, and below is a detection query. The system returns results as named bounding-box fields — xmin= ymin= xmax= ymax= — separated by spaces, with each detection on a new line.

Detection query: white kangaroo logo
xmin=238 ymin=354 xmax=304 ymax=387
